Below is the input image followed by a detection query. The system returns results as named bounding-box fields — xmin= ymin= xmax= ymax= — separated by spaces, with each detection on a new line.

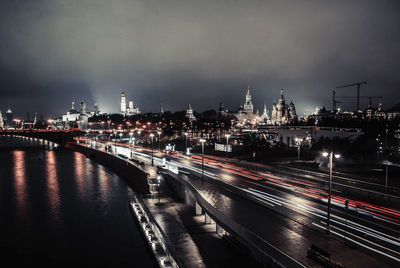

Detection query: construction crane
xmin=332 ymin=90 xmax=382 ymax=112
xmin=336 ymin=96 xmax=382 ymax=107
xmin=332 ymin=90 xmax=342 ymax=112
xmin=336 ymin=81 xmax=367 ymax=111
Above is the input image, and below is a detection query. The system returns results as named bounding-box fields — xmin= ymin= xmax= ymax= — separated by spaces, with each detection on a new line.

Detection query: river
xmin=0 ymin=142 xmax=155 ymax=267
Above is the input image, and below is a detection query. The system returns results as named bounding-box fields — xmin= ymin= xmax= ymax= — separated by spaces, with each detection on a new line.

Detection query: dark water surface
xmin=0 ymin=147 xmax=155 ymax=267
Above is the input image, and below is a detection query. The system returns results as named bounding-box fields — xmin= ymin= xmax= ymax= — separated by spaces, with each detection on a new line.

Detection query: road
xmin=79 ymin=138 xmax=400 ymax=265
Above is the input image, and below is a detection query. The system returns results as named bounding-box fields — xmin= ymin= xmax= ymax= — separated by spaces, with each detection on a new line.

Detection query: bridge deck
xmin=180 ymin=172 xmax=389 ymax=267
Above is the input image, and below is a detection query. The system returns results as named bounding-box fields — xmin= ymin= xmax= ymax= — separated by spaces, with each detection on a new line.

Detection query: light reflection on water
xmin=1 ymin=147 xmax=155 ymax=267
xmin=74 ymin=151 xmax=85 ymax=198
xmin=98 ymin=164 xmax=110 ymax=202
xmin=13 ymin=150 xmax=26 ymax=219
xmin=46 ymin=150 xmax=61 ymax=221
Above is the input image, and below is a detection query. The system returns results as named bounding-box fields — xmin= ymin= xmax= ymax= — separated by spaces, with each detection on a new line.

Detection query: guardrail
xmin=130 ymin=195 xmax=179 ymax=268
xmin=71 ymin=140 xmax=304 ymax=267
xmin=168 ymin=172 xmax=305 ymax=268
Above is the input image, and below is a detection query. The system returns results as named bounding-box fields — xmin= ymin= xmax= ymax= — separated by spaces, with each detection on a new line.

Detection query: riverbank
xmin=65 ymin=142 xmax=150 ymax=194
xmin=0 ymin=146 xmax=156 ymax=267
xmin=66 ymin=142 xmax=268 ymax=268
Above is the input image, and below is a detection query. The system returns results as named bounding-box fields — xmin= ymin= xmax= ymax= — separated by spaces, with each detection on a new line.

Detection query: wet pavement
xmin=143 ymin=196 xmax=207 ymax=268
xmin=79 ymin=142 xmax=395 ymax=267
xmin=182 ymin=173 xmax=391 ymax=267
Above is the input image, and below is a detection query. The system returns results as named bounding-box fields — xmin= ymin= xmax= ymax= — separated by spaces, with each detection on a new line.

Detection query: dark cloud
xmin=0 ymin=0 xmax=399 ymax=117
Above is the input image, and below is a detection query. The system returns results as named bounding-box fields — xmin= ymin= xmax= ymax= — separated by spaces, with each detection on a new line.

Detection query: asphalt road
xmin=82 ymin=139 xmax=400 ymax=265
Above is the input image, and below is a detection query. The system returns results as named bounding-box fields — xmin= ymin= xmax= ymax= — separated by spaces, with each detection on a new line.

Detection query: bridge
xmin=3 ymin=132 xmax=399 ymax=267
xmin=0 ymin=129 xmax=85 ymax=145
xmin=72 ymin=136 xmax=398 ymax=267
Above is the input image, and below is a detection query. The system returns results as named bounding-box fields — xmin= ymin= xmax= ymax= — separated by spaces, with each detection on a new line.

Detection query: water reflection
xmin=13 ymin=150 xmax=26 ymax=218
xmin=74 ymin=152 xmax=85 ymax=198
xmin=84 ymin=157 xmax=94 ymax=195
xmin=97 ymin=165 xmax=109 ymax=201
xmin=46 ymin=150 xmax=61 ymax=221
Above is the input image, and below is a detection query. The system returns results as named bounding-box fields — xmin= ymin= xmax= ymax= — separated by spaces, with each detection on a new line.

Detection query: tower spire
xmin=244 ymin=85 xmax=254 ymax=114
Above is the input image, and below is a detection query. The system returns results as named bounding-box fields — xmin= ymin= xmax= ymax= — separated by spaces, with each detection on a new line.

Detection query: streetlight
xmin=157 ymin=174 xmax=161 ymax=204
xmin=129 ymin=132 xmax=134 ymax=158
xmin=384 ymin=160 xmax=390 ymax=192
xmin=322 ymin=151 xmax=341 ymax=234
xmin=96 ymin=130 xmax=103 ymax=149
xmin=112 ymin=130 xmax=117 ymax=154
xmin=225 ymin=134 xmax=230 ymax=157
xmin=150 ymin=133 xmax=154 ymax=166
xmin=200 ymin=139 xmax=206 ymax=178
xmin=157 ymin=130 xmax=162 ymax=152
xmin=184 ymin=132 xmax=188 ymax=155
xmin=136 ymin=129 xmax=142 ymax=145
xmin=295 ymin=137 xmax=303 ymax=174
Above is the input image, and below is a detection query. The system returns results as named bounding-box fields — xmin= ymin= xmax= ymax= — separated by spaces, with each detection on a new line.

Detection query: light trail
xmin=79 ymin=138 xmax=400 ymax=264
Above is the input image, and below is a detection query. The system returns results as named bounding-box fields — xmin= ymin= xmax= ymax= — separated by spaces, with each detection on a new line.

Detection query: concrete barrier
xmin=165 ymin=171 xmax=306 ymax=268
xmin=65 ymin=142 xmax=150 ymax=194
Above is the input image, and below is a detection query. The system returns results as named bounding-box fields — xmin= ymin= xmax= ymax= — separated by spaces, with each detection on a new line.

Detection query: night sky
xmin=0 ymin=0 xmax=399 ymax=118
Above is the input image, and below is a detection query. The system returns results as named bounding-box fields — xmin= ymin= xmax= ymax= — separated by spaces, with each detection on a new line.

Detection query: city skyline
xmin=0 ymin=1 xmax=400 ymax=117
xmin=1 ymin=84 xmax=399 ymax=119
xmin=1 ymin=1 xmax=400 ymax=267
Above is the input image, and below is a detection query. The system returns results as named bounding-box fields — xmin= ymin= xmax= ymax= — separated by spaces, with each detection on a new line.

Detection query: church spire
xmin=243 ymin=85 xmax=254 ymax=114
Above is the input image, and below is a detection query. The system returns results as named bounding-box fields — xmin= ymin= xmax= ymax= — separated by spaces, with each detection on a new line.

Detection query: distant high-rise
xmin=0 ymin=110 xmax=3 ymax=129
xmin=5 ymin=108 xmax=13 ymax=128
xmin=121 ymin=92 xmax=127 ymax=114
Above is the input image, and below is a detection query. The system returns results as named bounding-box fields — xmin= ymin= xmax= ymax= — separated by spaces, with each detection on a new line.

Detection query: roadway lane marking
xmin=315 ymin=222 xmax=400 ymax=261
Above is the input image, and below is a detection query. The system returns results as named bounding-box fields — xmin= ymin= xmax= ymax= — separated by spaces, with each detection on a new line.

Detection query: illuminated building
xmin=0 ymin=110 xmax=3 ymax=129
xmin=235 ymin=85 xmax=259 ymax=122
xmin=260 ymin=103 xmax=270 ymax=122
xmin=271 ymin=89 xmax=297 ymax=125
xmin=243 ymin=85 xmax=254 ymax=114
xmin=5 ymin=108 xmax=14 ymax=129
xmin=62 ymin=101 xmax=89 ymax=129
xmin=121 ymin=92 xmax=141 ymax=115
xmin=121 ymin=92 xmax=127 ymax=114
xmin=186 ymin=104 xmax=196 ymax=122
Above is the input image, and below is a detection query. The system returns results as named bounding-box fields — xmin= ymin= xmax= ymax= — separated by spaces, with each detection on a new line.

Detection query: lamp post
xmin=295 ymin=137 xmax=303 ymax=174
xmin=150 ymin=133 xmax=154 ymax=166
xmin=184 ymin=132 xmax=188 ymax=155
xmin=137 ymin=129 xmax=142 ymax=145
xmin=200 ymin=139 xmax=206 ymax=178
xmin=129 ymin=132 xmax=134 ymax=158
xmin=97 ymin=130 xmax=102 ymax=149
xmin=322 ymin=151 xmax=341 ymax=234
xmin=157 ymin=130 xmax=162 ymax=152
xmin=225 ymin=134 xmax=230 ymax=157
xmin=384 ymin=160 xmax=389 ymax=193
xmin=157 ymin=175 xmax=161 ymax=204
